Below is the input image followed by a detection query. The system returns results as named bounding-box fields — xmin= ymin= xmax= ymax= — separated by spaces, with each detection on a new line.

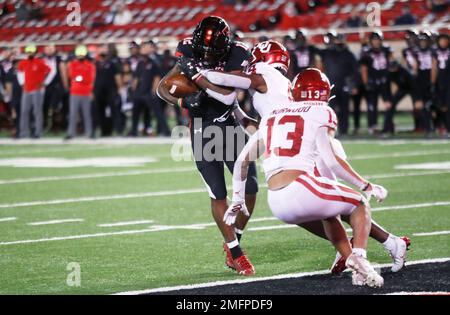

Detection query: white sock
xmin=382 ymin=234 xmax=397 ymax=251
xmin=352 ymin=248 xmax=367 ymax=258
xmin=227 ymin=239 xmax=239 ymax=249
xmin=235 ymin=228 xmax=244 ymax=235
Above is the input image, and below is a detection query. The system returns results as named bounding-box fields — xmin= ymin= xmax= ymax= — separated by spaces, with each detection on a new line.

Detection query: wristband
xmin=360 ymin=182 xmax=370 ymax=191
xmin=177 ymin=98 xmax=183 ymax=108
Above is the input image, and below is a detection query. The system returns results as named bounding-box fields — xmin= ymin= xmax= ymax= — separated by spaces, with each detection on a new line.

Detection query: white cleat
xmin=387 ymin=236 xmax=411 ymax=272
xmin=346 ymin=253 xmax=384 ymax=288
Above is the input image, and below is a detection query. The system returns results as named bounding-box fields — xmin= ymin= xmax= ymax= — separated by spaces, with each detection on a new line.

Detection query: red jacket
xmin=68 ymin=59 xmax=96 ymax=97
xmin=18 ymin=57 xmax=51 ymax=92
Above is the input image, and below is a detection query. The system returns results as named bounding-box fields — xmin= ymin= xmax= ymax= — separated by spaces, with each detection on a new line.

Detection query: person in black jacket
xmin=319 ymin=32 xmax=359 ymax=135
xmin=382 ymin=61 xmax=413 ymax=134
xmin=360 ymin=31 xmax=394 ymax=134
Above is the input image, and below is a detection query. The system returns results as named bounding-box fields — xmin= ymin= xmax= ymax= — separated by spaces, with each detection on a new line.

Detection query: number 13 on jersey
xmin=265 ymin=115 xmax=305 ymax=157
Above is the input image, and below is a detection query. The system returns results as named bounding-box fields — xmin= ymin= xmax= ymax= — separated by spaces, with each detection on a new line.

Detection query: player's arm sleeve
xmin=232 ymin=130 xmax=264 ymax=200
xmin=203 ymin=87 xmax=237 ymax=105
xmin=201 ymin=70 xmax=252 ymax=89
xmin=316 ymin=127 xmax=367 ymax=189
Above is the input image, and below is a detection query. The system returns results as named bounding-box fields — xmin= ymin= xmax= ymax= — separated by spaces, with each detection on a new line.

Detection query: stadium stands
xmin=0 ymin=0 xmax=448 ymax=45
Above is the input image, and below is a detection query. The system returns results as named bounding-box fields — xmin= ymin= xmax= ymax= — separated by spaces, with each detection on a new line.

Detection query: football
xmin=163 ymin=73 xmax=199 ymax=98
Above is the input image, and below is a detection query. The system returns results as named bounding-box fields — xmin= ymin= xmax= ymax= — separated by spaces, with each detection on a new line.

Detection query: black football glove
xmin=178 ymin=56 xmax=201 ymax=81
xmin=178 ymin=91 xmax=204 ymax=110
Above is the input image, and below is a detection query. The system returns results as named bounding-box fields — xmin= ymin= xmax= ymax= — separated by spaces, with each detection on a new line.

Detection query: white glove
xmin=223 ymin=200 xmax=250 ymax=226
xmin=364 ymin=183 xmax=388 ymax=202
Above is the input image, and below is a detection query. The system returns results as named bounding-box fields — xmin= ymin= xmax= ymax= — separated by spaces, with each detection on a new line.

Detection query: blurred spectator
xmin=93 ymin=45 xmax=123 ymax=137
xmin=130 ymin=41 xmax=169 ymax=137
xmin=402 ymin=30 xmax=421 ymax=131
xmin=412 ymin=31 xmax=437 ymax=134
xmin=360 ymin=31 xmax=393 ymax=134
xmin=17 ymin=45 xmax=51 ymax=138
xmin=394 ymin=6 xmax=417 ymax=25
xmin=382 ymin=61 xmax=412 ymax=134
xmin=127 ymin=41 xmax=142 ymax=73
xmin=290 ymin=30 xmax=318 ymax=76
xmin=319 ymin=33 xmax=359 ymax=135
xmin=43 ymin=44 xmax=68 ymax=132
xmin=4 ymin=59 xmax=22 ymax=138
xmin=426 ymin=0 xmax=449 ymax=13
xmin=434 ymin=33 xmax=449 ymax=134
xmin=107 ymin=3 xmax=133 ymax=26
xmin=66 ymin=46 xmax=96 ymax=139
xmin=346 ymin=8 xmax=364 ymax=28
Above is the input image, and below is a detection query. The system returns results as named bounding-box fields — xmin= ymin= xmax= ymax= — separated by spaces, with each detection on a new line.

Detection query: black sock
xmin=229 ymin=245 xmax=243 ymax=259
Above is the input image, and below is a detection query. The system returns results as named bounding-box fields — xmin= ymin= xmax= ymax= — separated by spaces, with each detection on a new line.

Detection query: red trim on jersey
xmin=313 ymin=166 xmax=321 ymax=177
xmin=295 ymin=177 xmax=360 ymax=206
xmin=302 ymin=173 xmax=361 ymax=197
xmin=175 ymin=51 xmax=183 ymax=57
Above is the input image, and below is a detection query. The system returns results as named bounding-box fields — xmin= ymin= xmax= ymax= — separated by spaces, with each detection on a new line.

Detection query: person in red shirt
xmin=17 ymin=45 xmax=51 ymax=138
xmin=66 ymin=45 xmax=96 ymax=139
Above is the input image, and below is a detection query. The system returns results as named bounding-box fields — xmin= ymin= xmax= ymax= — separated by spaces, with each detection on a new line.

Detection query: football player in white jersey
xmin=198 ymin=41 xmax=410 ymax=274
xmin=224 ymin=68 xmax=386 ymax=287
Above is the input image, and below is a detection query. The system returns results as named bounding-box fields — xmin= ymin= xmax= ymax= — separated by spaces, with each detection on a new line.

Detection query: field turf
xmin=0 ymin=138 xmax=449 ymax=294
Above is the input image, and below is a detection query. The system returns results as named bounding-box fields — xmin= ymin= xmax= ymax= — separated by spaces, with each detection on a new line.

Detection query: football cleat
xmin=388 ymin=236 xmax=411 ymax=272
xmin=331 ymin=238 xmax=353 ymax=274
xmin=345 ymin=253 xmax=384 ymax=288
xmin=223 ymin=243 xmax=235 ymax=270
xmin=233 ymin=254 xmax=255 ymax=276
xmin=331 ymin=251 xmax=347 ymax=274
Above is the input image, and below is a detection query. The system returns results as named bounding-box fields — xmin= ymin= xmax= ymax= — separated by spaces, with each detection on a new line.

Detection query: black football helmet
xmin=192 ymin=16 xmax=231 ymax=67
xmin=405 ymin=30 xmax=418 ymax=47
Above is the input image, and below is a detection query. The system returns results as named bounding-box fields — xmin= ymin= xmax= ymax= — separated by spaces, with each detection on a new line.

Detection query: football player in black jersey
xmin=360 ymin=31 xmax=394 ymax=135
xmin=413 ymin=31 xmax=438 ymax=134
xmin=401 ymin=30 xmax=421 ymax=131
xmin=157 ymin=16 xmax=258 ymax=276
xmin=433 ymin=33 xmax=450 ymax=135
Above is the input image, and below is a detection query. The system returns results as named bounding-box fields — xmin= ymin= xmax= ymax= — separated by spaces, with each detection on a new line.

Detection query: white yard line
xmin=113 ymin=257 xmax=450 ymax=295
xmin=349 ymin=149 xmax=450 ymax=160
xmin=0 ymin=167 xmax=196 ymax=185
xmin=1 ymin=168 xmax=448 ymax=186
xmin=413 ymin=230 xmax=450 ymax=237
xmin=0 ymin=187 xmax=207 ymax=209
xmin=0 ymin=202 xmax=448 ymax=246
xmin=97 ymin=220 xmax=155 ymax=227
xmin=0 ymin=138 xmax=190 ymax=146
xmin=27 ymin=218 xmax=84 ymax=226
xmin=0 ymin=217 xmax=17 ymax=222
xmin=248 ymin=225 xmax=296 ymax=231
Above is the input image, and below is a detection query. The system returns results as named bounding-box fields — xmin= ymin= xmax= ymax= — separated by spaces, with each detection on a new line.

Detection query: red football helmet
xmin=249 ymin=40 xmax=290 ymax=73
xmin=292 ymin=68 xmax=331 ymax=102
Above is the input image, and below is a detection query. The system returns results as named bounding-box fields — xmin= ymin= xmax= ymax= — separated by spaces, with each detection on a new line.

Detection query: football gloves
xmin=178 ymin=56 xmax=201 ymax=81
xmin=224 ymin=200 xmax=250 ymax=226
xmin=178 ymin=91 xmax=203 ymax=110
xmin=363 ymin=183 xmax=388 ymax=202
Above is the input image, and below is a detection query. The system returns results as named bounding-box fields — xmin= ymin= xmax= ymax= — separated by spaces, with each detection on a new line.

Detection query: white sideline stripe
xmin=413 ymin=230 xmax=450 ymax=237
xmin=0 ymin=217 xmax=17 ymax=222
xmin=113 ymin=257 xmax=450 ymax=295
xmin=97 ymin=220 xmax=155 ymax=227
xmin=27 ymin=219 xmax=84 ymax=226
xmin=0 ymin=200 xmax=447 ymax=246
xmin=0 ymin=167 xmax=196 ymax=185
xmin=349 ymin=149 xmax=450 ymax=160
xmin=383 ymin=291 xmax=450 ymax=295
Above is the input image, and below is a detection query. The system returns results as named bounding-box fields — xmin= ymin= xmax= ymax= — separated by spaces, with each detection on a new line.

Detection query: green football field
xmin=0 ymin=138 xmax=449 ymax=294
